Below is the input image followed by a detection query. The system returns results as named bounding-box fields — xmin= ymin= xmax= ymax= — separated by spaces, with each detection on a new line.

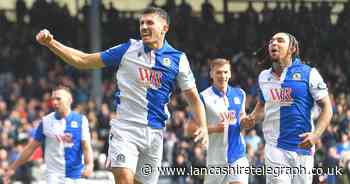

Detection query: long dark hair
xmin=254 ymin=33 xmax=301 ymax=69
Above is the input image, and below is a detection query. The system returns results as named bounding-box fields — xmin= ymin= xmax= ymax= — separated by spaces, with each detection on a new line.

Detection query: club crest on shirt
xmin=162 ymin=57 xmax=171 ymax=67
xmin=292 ymin=72 xmax=302 ymax=80
xmin=269 ymin=88 xmax=293 ymax=106
xmin=71 ymin=121 xmax=78 ymax=128
xmin=234 ymin=97 xmax=241 ymax=104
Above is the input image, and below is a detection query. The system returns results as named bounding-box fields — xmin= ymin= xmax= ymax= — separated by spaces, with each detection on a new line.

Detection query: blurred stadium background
xmin=0 ymin=0 xmax=350 ymax=183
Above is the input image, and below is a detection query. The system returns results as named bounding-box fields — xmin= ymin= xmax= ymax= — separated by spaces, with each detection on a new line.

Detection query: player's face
xmin=51 ymin=89 xmax=72 ymax=115
xmin=268 ymin=33 xmax=293 ymax=62
xmin=139 ymin=13 xmax=168 ymax=46
xmin=211 ymin=64 xmax=231 ymax=90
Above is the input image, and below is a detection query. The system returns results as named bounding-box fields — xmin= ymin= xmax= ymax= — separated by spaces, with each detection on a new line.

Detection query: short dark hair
xmin=141 ymin=6 xmax=170 ymax=25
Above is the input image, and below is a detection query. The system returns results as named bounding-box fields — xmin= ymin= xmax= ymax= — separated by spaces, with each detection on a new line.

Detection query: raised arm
xmin=36 ymin=29 xmax=105 ymax=69
xmin=183 ymin=87 xmax=208 ymax=147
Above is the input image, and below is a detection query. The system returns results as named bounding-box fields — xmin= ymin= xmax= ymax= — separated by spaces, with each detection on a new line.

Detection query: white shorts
xmin=107 ymin=120 xmax=163 ymax=184
xmin=265 ymin=144 xmax=314 ymax=184
xmin=46 ymin=174 xmax=85 ymax=184
xmin=204 ymin=157 xmax=249 ymax=184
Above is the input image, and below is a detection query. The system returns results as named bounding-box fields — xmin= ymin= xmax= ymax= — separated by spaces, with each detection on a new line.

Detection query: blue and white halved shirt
xmin=201 ymin=85 xmax=246 ymax=165
xmin=101 ymin=39 xmax=196 ymax=129
xmin=258 ymin=58 xmax=328 ymax=155
xmin=33 ymin=111 xmax=90 ymax=179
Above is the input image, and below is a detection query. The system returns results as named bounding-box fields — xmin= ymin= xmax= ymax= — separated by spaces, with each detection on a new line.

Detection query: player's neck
xmin=57 ymin=109 xmax=71 ymax=118
xmin=272 ymin=58 xmax=292 ymax=76
xmin=146 ymin=37 xmax=166 ymax=50
xmin=213 ymin=83 xmax=228 ymax=94
xmin=147 ymin=41 xmax=164 ymax=50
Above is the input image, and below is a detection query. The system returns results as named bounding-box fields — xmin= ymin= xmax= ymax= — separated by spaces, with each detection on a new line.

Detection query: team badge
xmin=292 ymin=72 xmax=302 ymax=80
xmin=162 ymin=57 xmax=171 ymax=67
xmin=234 ymin=97 xmax=241 ymax=104
xmin=71 ymin=121 xmax=78 ymax=128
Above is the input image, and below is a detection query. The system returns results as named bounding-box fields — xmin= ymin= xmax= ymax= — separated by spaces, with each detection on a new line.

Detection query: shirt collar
xmin=212 ymin=85 xmax=231 ymax=97
xmin=54 ymin=110 xmax=71 ymax=120
xmin=292 ymin=57 xmax=301 ymax=65
xmin=270 ymin=57 xmax=302 ymax=74
xmin=143 ymin=40 xmax=170 ymax=54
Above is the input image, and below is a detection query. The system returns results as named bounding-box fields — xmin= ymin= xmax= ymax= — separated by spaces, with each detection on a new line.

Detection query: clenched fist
xmin=241 ymin=114 xmax=256 ymax=129
xmin=36 ymin=29 xmax=53 ymax=46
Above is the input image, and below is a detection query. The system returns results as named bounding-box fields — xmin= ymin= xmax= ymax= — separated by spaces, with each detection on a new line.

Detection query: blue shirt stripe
xmin=147 ymin=41 xmax=182 ymax=128
xmin=63 ymin=112 xmax=84 ymax=178
xmin=100 ymin=40 xmax=131 ymax=67
xmin=226 ymin=86 xmax=246 ymax=163
xmin=277 ymin=60 xmax=314 ymax=155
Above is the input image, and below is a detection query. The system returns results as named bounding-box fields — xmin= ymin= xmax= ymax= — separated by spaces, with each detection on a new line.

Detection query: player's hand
xmin=81 ymin=163 xmax=94 ymax=178
xmin=193 ymin=127 xmax=208 ymax=148
xmin=216 ymin=121 xmax=227 ymax=132
xmin=3 ymin=167 xmax=15 ymax=184
xmin=36 ymin=29 xmax=54 ymax=46
xmin=298 ymin=132 xmax=319 ymax=149
xmin=240 ymin=114 xmax=256 ymax=129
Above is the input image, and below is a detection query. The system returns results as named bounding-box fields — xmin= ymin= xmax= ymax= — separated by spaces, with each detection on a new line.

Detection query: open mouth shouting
xmin=270 ymin=47 xmax=280 ymax=58
xmin=141 ymin=29 xmax=152 ymax=40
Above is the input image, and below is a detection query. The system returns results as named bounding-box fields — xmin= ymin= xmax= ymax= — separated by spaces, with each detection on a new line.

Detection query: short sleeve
xmin=309 ymin=68 xmax=328 ymax=101
xmin=100 ymin=40 xmax=131 ymax=67
xmin=81 ymin=116 xmax=91 ymax=141
xmin=176 ymin=54 xmax=196 ymax=91
xmin=33 ymin=122 xmax=45 ymax=142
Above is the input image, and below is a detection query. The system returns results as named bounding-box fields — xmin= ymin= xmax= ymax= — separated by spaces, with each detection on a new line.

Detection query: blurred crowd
xmin=0 ymin=0 xmax=350 ymax=183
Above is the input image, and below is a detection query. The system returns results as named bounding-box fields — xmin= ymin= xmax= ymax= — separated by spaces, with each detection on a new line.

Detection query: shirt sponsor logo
xmin=138 ymin=68 xmax=162 ymax=89
xmin=220 ymin=110 xmax=237 ymax=124
xmin=56 ymin=133 xmax=74 ymax=148
xmin=269 ymin=88 xmax=293 ymax=105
